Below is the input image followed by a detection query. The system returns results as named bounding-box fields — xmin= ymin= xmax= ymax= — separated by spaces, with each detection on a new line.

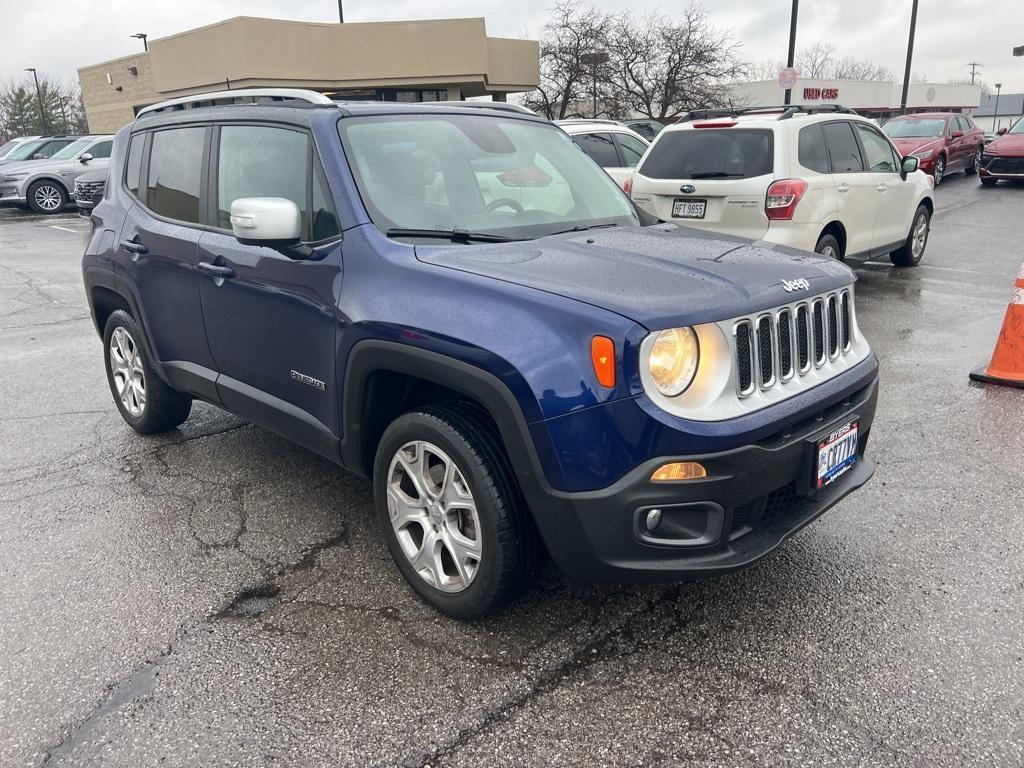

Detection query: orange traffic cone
xmin=970 ymin=262 xmax=1024 ymax=389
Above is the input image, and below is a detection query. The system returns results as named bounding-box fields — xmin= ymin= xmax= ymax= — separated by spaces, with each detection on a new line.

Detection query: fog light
xmin=650 ymin=462 xmax=707 ymax=482
xmin=645 ymin=508 xmax=662 ymax=531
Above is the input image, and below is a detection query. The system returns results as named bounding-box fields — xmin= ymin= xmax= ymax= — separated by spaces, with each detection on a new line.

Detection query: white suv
xmin=629 ymin=106 xmax=935 ymax=267
xmin=556 ymin=120 xmax=650 ymax=191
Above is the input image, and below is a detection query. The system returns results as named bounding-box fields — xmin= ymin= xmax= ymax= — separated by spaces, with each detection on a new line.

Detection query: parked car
xmin=0 ymin=135 xmax=82 ymax=169
xmin=624 ymin=119 xmax=665 ymax=141
xmin=882 ymin=112 xmax=985 ymax=185
xmin=630 ymin=105 xmax=935 ymax=267
xmin=0 ymin=135 xmax=41 ymax=160
xmin=74 ymin=167 xmax=108 ymax=214
xmin=0 ymin=135 xmax=113 ymax=213
xmin=979 ymin=120 xmax=1024 ymax=186
xmin=83 ymin=90 xmax=878 ymax=618
xmin=556 ymin=119 xmax=650 ymax=190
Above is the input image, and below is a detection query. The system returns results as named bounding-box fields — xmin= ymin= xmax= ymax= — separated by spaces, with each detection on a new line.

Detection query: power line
xmin=966 ymin=62 xmax=983 ymax=84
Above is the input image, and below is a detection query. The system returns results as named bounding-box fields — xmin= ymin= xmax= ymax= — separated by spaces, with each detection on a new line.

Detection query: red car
xmin=980 ymin=120 xmax=1024 ymax=186
xmin=883 ymin=112 xmax=986 ymax=186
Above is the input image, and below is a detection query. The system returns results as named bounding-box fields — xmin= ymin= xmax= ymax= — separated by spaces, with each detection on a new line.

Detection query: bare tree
xmin=830 ymin=56 xmax=896 ymax=82
xmin=796 ymin=42 xmax=835 ymax=79
xmin=603 ymin=5 xmax=744 ymax=120
xmin=947 ymin=77 xmax=991 ymax=96
xmin=746 ymin=59 xmax=787 ymax=81
xmin=522 ymin=1 xmax=611 ymax=120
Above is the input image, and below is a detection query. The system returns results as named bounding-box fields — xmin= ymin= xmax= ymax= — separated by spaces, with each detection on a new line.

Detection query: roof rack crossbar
xmin=418 ymin=100 xmax=537 ymax=115
xmin=137 ymin=88 xmax=334 ymax=118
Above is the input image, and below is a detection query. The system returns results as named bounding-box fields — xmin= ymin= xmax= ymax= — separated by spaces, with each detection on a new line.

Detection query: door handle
xmin=876 ymin=184 xmax=888 ymax=192
xmin=197 ymin=261 xmax=235 ymax=279
xmin=120 ymin=239 xmax=148 ymax=255
xmin=836 ymin=183 xmax=850 ymax=193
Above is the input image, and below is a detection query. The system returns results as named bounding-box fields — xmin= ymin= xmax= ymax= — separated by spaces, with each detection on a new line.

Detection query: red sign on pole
xmin=779 ymin=67 xmax=799 ymax=88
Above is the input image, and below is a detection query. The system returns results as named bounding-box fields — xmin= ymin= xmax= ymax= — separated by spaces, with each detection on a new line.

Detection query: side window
xmin=614 ymin=133 xmax=648 ymax=168
xmin=311 ymin=162 xmax=340 ymax=241
xmin=216 ymin=125 xmax=310 ymax=238
xmin=40 ymin=141 xmax=69 ymax=158
xmin=956 ymin=116 xmax=971 ymax=132
xmin=574 ymin=132 xmax=620 ymax=168
xmin=147 ymin=127 xmax=205 ymax=224
xmin=822 ymin=122 xmax=864 ymax=173
xmin=798 ymin=124 xmax=830 ymax=173
xmin=124 ymin=135 xmax=144 ymax=198
xmin=855 ymin=124 xmax=898 ymax=173
xmin=88 ymin=140 xmax=113 ymax=159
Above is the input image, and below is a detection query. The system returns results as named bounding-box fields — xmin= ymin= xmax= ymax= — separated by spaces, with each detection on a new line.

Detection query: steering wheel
xmin=483 ymin=197 xmax=525 ymax=214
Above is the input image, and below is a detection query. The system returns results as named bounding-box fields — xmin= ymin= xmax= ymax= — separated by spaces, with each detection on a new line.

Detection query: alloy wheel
xmin=386 ymin=440 xmax=482 ymax=593
xmin=819 ymin=244 xmax=837 ymax=259
xmin=911 ymin=212 xmax=928 ymax=260
xmin=109 ymin=326 xmax=147 ymax=417
xmin=933 ymin=157 xmax=944 ymax=185
xmin=33 ymin=184 xmax=63 ymax=212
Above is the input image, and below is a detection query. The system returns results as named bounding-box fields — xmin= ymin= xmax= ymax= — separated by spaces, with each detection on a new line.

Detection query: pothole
xmin=218 ymin=581 xmax=280 ymax=619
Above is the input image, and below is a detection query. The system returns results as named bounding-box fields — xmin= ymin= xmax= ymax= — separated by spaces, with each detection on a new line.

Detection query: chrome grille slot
xmin=734 ymin=321 xmax=754 ymax=396
xmin=812 ymin=299 xmax=826 ymax=366
xmin=795 ymin=304 xmax=810 ymax=373
xmin=755 ymin=315 xmax=775 ymax=388
xmin=827 ymin=294 xmax=840 ymax=359
xmin=777 ymin=309 xmax=794 ymax=381
xmin=840 ymin=290 xmax=851 ymax=351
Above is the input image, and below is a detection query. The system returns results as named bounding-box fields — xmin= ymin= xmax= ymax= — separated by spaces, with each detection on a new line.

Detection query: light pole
xmin=24 ymin=67 xmax=49 ymax=135
xmin=899 ymin=0 xmax=920 ymax=114
xmin=338 ymin=1 xmax=344 ymax=22
xmin=131 ymin=33 xmax=148 ymax=51
xmin=992 ymin=83 xmax=1002 ymax=132
xmin=783 ymin=0 xmax=799 ymax=106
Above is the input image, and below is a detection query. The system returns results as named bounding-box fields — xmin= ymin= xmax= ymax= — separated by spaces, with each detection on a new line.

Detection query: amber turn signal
xmin=591 ymin=336 xmax=616 ymax=388
xmin=650 ymin=462 xmax=707 ymax=482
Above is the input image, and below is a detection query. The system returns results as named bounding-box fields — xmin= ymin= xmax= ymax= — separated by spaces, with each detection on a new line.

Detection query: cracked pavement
xmin=1 ymin=177 xmax=1023 ymax=767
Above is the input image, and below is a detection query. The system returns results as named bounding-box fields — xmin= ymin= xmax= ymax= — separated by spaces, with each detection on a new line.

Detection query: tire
xmin=814 ymin=233 xmax=842 ymax=260
xmin=373 ymin=404 xmax=540 ymax=619
xmin=980 ymin=176 xmax=997 ymax=187
xmin=26 ymin=179 xmax=68 ymax=214
xmin=102 ymin=310 xmax=192 ymax=434
xmin=932 ymin=155 xmax=945 ymax=186
xmin=965 ymin=145 xmax=982 ymax=175
xmin=889 ymin=205 xmax=930 ymax=267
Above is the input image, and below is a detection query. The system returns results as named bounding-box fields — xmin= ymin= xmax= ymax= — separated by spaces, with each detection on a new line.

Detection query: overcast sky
xmin=1 ymin=0 xmax=1022 ymax=93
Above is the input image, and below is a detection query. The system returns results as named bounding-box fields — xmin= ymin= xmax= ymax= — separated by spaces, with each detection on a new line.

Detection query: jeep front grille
xmin=734 ymin=288 xmax=855 ymax=398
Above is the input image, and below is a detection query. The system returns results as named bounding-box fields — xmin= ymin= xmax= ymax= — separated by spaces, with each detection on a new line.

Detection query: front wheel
xmin=889 ymin=205 xmax=930 ymax=267
xmin=26 ymin=180 xmax=67 ymax=214
xmin=965 ymin=146 xmax=982 ymax=175
xmin=373 ymin=405 xmax=540 ymax=619
xmin=814 ymin=233 xmax=842 ymax=260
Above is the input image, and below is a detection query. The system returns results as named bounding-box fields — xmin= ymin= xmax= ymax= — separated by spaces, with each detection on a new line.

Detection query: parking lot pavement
xmin=1 ymin=177 xmax=1023 ymax=768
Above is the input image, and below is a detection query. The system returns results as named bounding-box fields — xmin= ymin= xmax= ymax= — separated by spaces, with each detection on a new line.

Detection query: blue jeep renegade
xmin=82 ymin=90 xmax=878 ymax=618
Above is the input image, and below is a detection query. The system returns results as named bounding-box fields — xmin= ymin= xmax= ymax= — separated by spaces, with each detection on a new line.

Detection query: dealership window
xmin=147 ymin=127 xmax=205 ymax=223
xmin=822 ymin=122 xmax=864 ymax=173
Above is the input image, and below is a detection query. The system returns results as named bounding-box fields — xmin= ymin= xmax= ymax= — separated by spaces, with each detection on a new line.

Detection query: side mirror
xmin=998 ymin=127 xmax=1008 ymax=136
xmin=229 ymin=197 xmax=308 ymax=257
xmin=950 ymin=130 xmax=964 ymax=139
xmin=79 ymin=152 xmax=93 ymax=163
xmin=901 ymin=155 xmax=919 ymax=179
xmin=32 ymin=153 xmax=44 ymax=160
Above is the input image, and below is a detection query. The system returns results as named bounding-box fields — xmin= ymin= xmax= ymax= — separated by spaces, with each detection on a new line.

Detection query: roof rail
xmin=137 ymin=88 xmax=334 ymax=118
xmin=554 ymin=118 xmax=623 ymax=126
xmin=676 ymin=104 xmax=856 ymax=123
xmin=420 ymin=100 xmax=538 ymax=116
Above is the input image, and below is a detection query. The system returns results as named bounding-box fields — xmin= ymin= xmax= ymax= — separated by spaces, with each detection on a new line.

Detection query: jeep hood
xmin=415 ymin=225 xmax=854 ymax=329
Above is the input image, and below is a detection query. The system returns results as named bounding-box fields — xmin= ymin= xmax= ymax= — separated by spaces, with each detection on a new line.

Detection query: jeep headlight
xmin=647 ymin=327 xmax=700 ymax=396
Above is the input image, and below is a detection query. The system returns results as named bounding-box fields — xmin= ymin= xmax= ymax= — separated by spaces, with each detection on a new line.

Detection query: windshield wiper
xmin=688 ymin=172 xmax=745 ymax=178
xmin=385 ymin=228 xmax=521 ymax=243
xmin=547 ymin=222 xmax=622 ymax=236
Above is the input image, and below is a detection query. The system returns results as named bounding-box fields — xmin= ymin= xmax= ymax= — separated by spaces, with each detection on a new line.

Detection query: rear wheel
xmin=889 ymin=205 xmax=930 ymax=267
xmin=373 ymin=404 xmax=540 ymax=619
xmin=965 ymin=145 xmax=982 ymax=175
xmin=26 ymin=180 xmax=67 ymax=214
xmin=814 ymin=233 xmax=842 ymax=260
xmin=932 ymin=155 xmax=945 ymax=186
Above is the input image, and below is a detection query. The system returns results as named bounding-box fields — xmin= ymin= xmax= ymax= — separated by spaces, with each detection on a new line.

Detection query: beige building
xmin=78 ymin=16 xmax=540 ymax=133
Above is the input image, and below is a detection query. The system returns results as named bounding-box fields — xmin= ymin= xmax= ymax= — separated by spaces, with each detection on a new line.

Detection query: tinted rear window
xmin=147 ymin=127 xmax=205 ymax=224
xmin=822 ymin=122 xmax=864 ymax=172
xmin=639 ymin=129 xmax=773 ymax=180
xmin=798 ymin=124 xmax=829 ymax=173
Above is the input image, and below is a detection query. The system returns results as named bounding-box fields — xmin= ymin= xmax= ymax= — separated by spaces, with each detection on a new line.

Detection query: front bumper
xmin=0 ymin=182 xmax=27 ymax=205
xmin=535 ymin=373 xmax=878 ymax=582
xmin=980 ymin=155 xmax=1024 ymax=180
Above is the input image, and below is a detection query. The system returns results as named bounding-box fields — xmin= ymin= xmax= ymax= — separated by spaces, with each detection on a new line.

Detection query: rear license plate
xmin=672 ymin=199 xmax=707 ymax=219
xmin=816 ymin=420 xmax=858 ymax=488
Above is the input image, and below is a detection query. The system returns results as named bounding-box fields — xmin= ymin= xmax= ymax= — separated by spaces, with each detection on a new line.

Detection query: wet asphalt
xmin=1 ymin=174 xmax=1023 ymax=768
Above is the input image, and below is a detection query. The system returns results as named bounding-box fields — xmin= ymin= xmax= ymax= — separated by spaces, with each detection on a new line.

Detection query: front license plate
xmin=816 ymin=420 xmax=858 ymax=488
xmin=672 ymin=199 xmax=707 ymax=219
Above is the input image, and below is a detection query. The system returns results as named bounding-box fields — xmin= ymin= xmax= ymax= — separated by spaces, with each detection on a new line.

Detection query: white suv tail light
xmin=765 ymin=179 xmax=808 ymax=221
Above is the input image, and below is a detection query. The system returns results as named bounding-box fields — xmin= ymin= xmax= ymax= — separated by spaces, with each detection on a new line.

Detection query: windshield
xmin=10 ymin=140 xmax=46 ymax=160
xmin=51 ymin=138 xmax=92 ymax=160
xmin=1009 ymin=120 xmax=1024 ymax=135
xmin=883 ymin=119 xmax=945 ymax=138
xmin=639 ymin=129 xmax=774 ymax=179
xmin=339 ymin=114 xmax=637 ymax=241
xmin=0 ymin=140 xmax=20 ymax=158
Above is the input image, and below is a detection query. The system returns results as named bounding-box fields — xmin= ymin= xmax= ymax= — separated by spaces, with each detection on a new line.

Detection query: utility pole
xmin=338 ymin=1 xmax=344 ymax=22
xmin=24 ymin=68 xmax=49 ymax=135
xmin=966 ymin=62 xmax=983 ymax=84
xmin=56 ymin=96 xmax=68 ymax=133
xmin=899 ymin=0 xmax=919 ymax=114
xmin=783 ymin=0 xmax=799 ymax=105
